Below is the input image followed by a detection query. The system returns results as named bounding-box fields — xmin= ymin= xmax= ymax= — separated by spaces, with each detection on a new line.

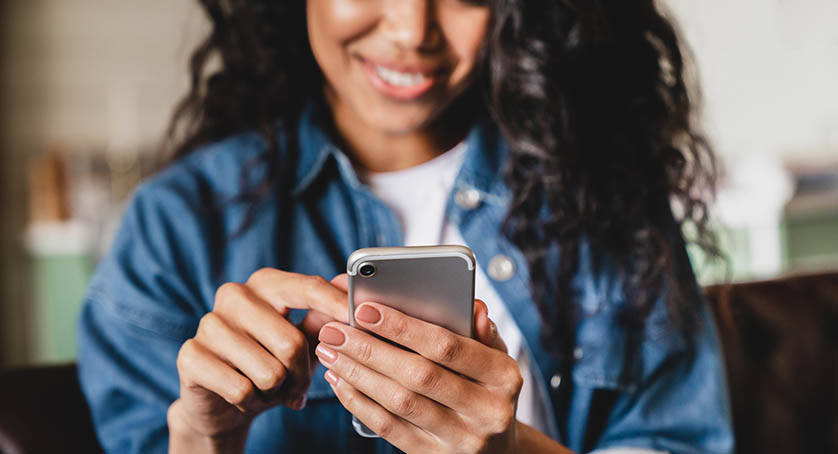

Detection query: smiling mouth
xmin=358 ymin=56 xmax=446 ymax=101
xmin=373 ymin=65 xmax=428 ymax=87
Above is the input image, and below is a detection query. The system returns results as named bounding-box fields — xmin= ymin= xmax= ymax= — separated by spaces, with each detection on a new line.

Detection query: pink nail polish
xmin=319 ymin=326 xmax=346 ymax=346
xmin=324 ymin=369 xmax=339 ymax=386
xmin=355 ymin=304 xmax=381 ymax=324
xmin=316 ymin=344 xmax=338 ymax=364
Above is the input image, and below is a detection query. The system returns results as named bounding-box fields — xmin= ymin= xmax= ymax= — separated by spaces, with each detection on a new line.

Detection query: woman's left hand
xmin=315 ymin=276 xmax=523 ymax=454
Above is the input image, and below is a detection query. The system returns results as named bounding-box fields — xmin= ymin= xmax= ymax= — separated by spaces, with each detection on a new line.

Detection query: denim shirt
xmin=77 ymin=102 xmax=734 ymax=454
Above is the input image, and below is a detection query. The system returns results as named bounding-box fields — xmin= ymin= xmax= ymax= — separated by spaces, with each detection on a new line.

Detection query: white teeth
xmin=374 ymin=65 xmax=427 ymax=87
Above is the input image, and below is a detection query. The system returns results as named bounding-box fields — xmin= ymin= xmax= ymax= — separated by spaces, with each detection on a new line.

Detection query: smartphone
xmin=346 ymin=245 xmax=476 ymax=438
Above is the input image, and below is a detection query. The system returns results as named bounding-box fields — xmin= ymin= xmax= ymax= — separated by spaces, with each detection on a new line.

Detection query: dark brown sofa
xmin=0 ymin=363 xmax=100 ymax=453
xmin=1 ymin=272 xmax=836 ymax=453
xmin=704 ymin=271 xmax=837 ymax=454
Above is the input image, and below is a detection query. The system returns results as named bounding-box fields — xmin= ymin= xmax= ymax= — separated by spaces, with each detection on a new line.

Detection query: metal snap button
xmin=454 ymin=187 xmax=481 ymax=210
xmin=550 ymin=373 xmax=562 ymax=389
xmin=487 ymin=254 xmax=515 ymax=281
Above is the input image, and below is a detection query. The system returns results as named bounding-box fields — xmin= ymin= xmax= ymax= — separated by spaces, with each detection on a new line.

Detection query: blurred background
xmin=0 ymin=0 xmax=836 ymax=368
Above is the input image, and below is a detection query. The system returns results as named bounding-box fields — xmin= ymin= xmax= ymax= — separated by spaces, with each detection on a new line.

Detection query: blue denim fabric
xmin=77 ymin=101 xmax=734 ymax=453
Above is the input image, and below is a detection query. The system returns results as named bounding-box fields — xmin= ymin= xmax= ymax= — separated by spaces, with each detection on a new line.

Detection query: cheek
xmin=438 ymin=10 xmax=490 ymax=85
xmin=309 ymin=0 xmax=375 ymax=38
xmin=307 ymin=0 xmax=377 ymax=74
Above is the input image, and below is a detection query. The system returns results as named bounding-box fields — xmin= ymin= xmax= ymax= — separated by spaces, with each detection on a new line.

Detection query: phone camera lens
xmin=359 ymin=264 xmax=376 ymax=277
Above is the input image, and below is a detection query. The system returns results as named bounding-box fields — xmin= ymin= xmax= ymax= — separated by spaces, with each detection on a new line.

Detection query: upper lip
xmin=359 ymin=56 xmax=445 ymax=77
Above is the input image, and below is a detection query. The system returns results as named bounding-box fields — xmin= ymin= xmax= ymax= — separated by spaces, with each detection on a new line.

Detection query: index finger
xmin=245 ymin=269 xmax=349 ymax=323
xmin=352 ymin=302 xmax=512 ymax=384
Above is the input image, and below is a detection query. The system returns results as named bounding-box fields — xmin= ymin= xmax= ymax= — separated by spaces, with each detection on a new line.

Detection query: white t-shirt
xmin=358 ymin=142 xmax=556 ymax=439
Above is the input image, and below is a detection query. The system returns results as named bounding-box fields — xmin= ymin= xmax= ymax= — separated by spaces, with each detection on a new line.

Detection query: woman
xmin=77 ymin=0 xmax=734 ymax=453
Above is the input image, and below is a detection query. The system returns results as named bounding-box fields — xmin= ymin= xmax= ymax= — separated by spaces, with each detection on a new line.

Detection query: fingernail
xmin=319 ymin=326 xmax=345 ymax=346
xmin=324 ymin=369 xmax=339 ymax=386
xmin=315 ymin=344 xmax=338 ymax=364
xmin=355 ymin=304 xmax=381 ymax=324
xmin=290 ymin=395 xmax=307 ymax=411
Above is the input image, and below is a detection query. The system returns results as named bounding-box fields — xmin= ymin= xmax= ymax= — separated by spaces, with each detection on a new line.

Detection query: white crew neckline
xmin=360 ymin=141 xmax=468 ymax=186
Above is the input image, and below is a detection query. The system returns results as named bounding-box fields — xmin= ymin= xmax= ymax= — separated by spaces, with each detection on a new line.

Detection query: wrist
xmin=168 ymin=399 xmax=251 ymax=454
xmin=514 ymin=420 xmax=574 ymax=454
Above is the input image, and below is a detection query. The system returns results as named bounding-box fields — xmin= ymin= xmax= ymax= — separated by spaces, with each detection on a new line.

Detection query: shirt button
xmin=454 ymin=187 xmax=481 ymax=209
xmin=487 ymin=255 xmax=515 ymax=281
xmin=550 ymin=374 xmax=562 ymax=389
xmin=573 ymin=347 xmax=584 ymax=360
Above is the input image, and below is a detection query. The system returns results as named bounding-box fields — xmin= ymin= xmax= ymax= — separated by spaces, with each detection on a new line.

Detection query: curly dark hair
xmin=168 ymin=0 xmax=719 ymax=365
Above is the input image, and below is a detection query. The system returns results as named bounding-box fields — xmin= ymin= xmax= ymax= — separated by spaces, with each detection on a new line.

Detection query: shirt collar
xmin=292 ymin=98 xmax=343 ymax=197
xmin=291 ymin=98 xmax=510 ymax=200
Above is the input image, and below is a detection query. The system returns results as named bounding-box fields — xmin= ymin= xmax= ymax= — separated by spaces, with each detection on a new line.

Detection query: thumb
xmin=330 ymin=273 xmax=349 ymax=292
xmin=298 ymin=273 xmax=348 ymax=338
xmin=473 ymin=299 xmax=507 ymax=354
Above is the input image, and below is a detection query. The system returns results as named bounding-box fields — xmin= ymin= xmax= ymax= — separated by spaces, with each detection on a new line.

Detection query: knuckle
xmin=494 ymin=408 xmax=516 ymax=434
xmin=269 ymin=333 xmax=293 ymax=358
xmin=345 ymin=362 xmax=363 ymax=384
xmin=390 ymin=388 xmax=419 ymax=418
xmin=286 ymin=326 xmax=307 ymax=349
xmin=274 ymin=327 xmax=307 ymax=360
xmin=355 ymin=340 xmax=374 ymax=363
xmin=410 ymin=361 xmax=440 ymax=393
xmin=228 ymin=378 xmax=253 ymax=406
xmin=176 ymin=339 xmax=197 ymax=372
xmin=434 ymin=335 xmax=461 ymax=363
xmin=197 ymin=312 xmax=224 ymax=337
xmin=304 ymin=274 xmax=328 ymax=294
xmin=285 ymin=330 xmax=309 ymax=364
xmin=388 ymin=316 xmax=409 ymax=341
xmin=501 ymin=362 xmax=524 ymax=396
xmin=256 ymin=362 xmax=287 ymax=391
xmin=462 ymin=434 xmax=488 ymax=454
xmin=247 ymin=267 xmax=277 ymax=286
xmin=339 ymin=385 xmax=356 ymax=408
xmin=484 ymin=401 xmax=515 ymax=436
xmin=369 ymin=414 xmax=396 ymax=439
xmin=215 ymin=282 xmax=246 ymax=305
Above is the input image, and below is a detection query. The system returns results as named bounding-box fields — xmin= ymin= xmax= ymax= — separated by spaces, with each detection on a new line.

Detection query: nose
xmin=381 ymin=0 xmax=440 ymax=51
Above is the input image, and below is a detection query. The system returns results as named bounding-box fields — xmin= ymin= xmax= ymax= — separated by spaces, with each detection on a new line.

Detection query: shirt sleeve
xmin=77 ymin=179 xmax=211 ymax=453
xmin=587 ymin=300 xmax=735 ymax=454
xmin=562 ymin=237 xmax=735 ymax=454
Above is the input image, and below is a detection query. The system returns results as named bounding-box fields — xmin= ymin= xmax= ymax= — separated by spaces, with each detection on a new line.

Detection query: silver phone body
xmin=346 ymin=245 xmax=476 ymax=438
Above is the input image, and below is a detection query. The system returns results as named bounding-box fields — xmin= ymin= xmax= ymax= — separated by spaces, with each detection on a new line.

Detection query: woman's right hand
xmin=167 ymin=269 xmax=349 ymax=451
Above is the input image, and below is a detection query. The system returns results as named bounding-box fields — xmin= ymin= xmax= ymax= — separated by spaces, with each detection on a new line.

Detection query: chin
xmin=362 ymin=106 xmax=437 ymax=135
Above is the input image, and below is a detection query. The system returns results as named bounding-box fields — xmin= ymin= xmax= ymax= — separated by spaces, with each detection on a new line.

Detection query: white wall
xmin=1 ymin=0 xmax=205 ymax=153
xmin=665 ymin=0 xmax=838 ymax=163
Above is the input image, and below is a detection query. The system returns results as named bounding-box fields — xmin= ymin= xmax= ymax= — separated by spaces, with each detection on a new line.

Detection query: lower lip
xmin=360 ymin=59 xmax=439 ymax=101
